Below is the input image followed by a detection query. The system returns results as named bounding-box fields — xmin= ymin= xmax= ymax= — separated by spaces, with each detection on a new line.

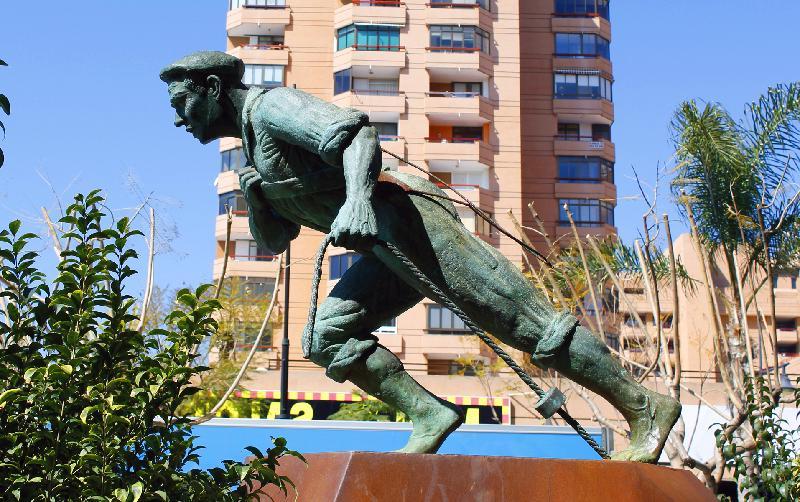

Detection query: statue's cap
xmin=159 ymin=51 xmax=244 ymax=86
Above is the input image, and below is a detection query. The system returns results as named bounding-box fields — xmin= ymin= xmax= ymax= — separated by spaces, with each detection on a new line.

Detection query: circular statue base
xmin=256 ymin=452 xmax=715 ymax=501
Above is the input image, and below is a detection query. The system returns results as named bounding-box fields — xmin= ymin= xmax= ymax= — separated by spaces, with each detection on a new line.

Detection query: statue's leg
xmin=371 ymin=185 xmax=680 ymax=462
xmin=305 ymin=254 xmax=463 ymax=454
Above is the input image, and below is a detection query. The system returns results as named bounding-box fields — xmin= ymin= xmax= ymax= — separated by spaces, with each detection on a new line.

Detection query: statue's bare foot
xmin=396 ymin=402 xmax=463 ymax=454
xmin=611 ymin=390 xmax=681 ymax=463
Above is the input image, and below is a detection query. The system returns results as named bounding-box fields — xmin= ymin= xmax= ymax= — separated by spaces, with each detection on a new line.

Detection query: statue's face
xmin=167 ymin=81 xmax=222 ymax=144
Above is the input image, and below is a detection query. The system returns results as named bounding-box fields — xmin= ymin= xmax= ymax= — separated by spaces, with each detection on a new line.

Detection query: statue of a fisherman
xmin=161 ymin=51 xmax=680 ymax=462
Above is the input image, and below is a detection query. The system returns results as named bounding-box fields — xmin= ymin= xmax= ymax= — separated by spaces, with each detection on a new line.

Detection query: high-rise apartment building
xmin=214 ymin=0 xmax=616 ymax=423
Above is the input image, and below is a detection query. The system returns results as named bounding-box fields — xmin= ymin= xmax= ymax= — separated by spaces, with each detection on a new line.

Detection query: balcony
xmin=425 ymin=92 xmax=493 ymax=123
xmin=334 ymin=0 xmax=407 ymax=29
xmin=213 ymin=255 xmax=281 ymax=279
xmin=553 ymin=136 xmax=614 ymax=159
xmin=551 ymin=14 xmax=611 ymax=41
xmin=425 ymin=49 xmax=492 ymax=80
xmin=553 ymin=98 xmax=614 ymax=124
xmin=227 ymin=5 xmax=291 ymax=37
xmin=227 ymin=45 xmax=289 ymax=66
xmin=331 ymin=89 xmax=406 ymax=114
xmin=215 ymin=213 xmax=252 ymax=241
xmin=333 ymin=46 xmax=406 ymax=72
xmin=424 ymin=138 xmax=492 ymax=166
xmin=552 ymin=56 xmax=612 ymax=79
xmin=554 ymin=180 xmax=616 ymax=203
xmin=425 ymin=2 xmax=491 ymax=31
xmin=379 ymin=136 xmax=406 ymax=161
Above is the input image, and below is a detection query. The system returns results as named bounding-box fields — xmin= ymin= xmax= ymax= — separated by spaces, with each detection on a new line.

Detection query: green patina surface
xmin=161 ymin=51 xmax=680 ymax=462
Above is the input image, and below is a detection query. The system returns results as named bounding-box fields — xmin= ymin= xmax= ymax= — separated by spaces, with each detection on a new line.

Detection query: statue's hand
xmin=238 ymin=166 xmax=268 ymax=212
xmin=330 ymin=197 xmax=378 ymax=251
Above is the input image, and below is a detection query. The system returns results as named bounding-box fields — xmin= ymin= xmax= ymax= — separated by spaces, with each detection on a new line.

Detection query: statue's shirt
xmin=240 ymin=87 xmax=369 ymax=232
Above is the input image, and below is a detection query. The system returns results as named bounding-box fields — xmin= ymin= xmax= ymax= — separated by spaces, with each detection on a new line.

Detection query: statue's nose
xmin=174 ymin=113 xmax=185 ymax=127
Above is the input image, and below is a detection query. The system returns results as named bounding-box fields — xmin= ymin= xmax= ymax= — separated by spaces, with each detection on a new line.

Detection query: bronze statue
xmin=161 ymin=51 xmax=680 ymax=462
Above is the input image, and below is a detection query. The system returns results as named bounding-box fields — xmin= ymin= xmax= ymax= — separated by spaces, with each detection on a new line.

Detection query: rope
xmin=380 ymin=148 xmax=555 ymax=268
xmin=303 ymin=236 xmax=609 ymax=459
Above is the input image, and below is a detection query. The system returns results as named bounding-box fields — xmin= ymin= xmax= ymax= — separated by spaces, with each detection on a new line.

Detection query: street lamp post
xmin=277 ymin=242 xmax=291 ymax=419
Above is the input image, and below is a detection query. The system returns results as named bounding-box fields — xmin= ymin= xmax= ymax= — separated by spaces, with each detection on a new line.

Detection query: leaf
xmin=0 ymin=388 xmax=21 ymax=406
xmin=0 ymin=119 xmax=5 ymax=137
xmin=0 ymin=147 xmax=3 ymax=168
xmin=9 ymin=220 xmax=20 ymax=235
xmin=0 ymin=95 xmax=9 ymax=116
xmin=113 ymin=488 xmax=128 ymax=501
xmin=0 ymin=59 xmax=6 ymax=66
xmin=130 ymin=481 xmax=143 ymax=502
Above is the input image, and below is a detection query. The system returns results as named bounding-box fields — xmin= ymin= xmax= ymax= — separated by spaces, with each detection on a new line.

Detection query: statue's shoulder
xmin=257 ymin=87 xmax=332 ymax=116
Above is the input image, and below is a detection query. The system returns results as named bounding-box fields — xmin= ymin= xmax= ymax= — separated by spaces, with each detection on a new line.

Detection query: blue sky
xmin=1 ymin=1 xmax=799 ymax=296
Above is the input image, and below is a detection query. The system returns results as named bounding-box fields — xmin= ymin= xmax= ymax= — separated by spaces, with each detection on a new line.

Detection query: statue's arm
xmin=329 ymin=125 xmax=380 ymax=250
xmin=239 ymin=167 xmax=299 ymax=254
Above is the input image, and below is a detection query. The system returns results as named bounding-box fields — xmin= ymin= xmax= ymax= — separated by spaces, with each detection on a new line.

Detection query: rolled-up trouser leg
xmin=303 ymin=253 xmax=422 ymax=382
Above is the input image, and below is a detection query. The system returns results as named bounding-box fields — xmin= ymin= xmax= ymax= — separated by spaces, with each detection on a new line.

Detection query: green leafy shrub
xmin=717 ymin=376 xmax=799 ymax=501
xmin=0 ymin=191 xmax=302 ymax=501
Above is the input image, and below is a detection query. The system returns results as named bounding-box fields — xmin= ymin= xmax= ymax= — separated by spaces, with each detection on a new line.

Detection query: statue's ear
xmin=206 ymin=75 xmax=223 ymax=101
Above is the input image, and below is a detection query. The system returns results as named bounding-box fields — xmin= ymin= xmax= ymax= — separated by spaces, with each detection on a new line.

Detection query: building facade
xmin=213 ymin=0 xmax=616 ymax=423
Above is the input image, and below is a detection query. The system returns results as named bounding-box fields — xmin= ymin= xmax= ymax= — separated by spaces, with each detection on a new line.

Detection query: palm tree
xmin=670 ymin=83 xmax=800 ymax=376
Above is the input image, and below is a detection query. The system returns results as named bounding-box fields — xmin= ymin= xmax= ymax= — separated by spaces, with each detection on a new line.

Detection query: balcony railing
xmin=353 ymin=0 xmax=404 ymax=5
xmin=425 ymin=136 xmax=482 ymax=143
xmin=232 ymin=254 xmax=279 ymax=262
xmin=232 ymin=210 xmax=249 ymax=217
xmin=435 ymin=182 xmax=480 ymax=190
xmin=351 ymin=44 xmax=405 ymax=51
xmin=426 ymin=46 xmax=481 ymax=53
xmin=426 ymin=91 xmax=481 ymax=98
xmin=352 ymin=88 xmax=401 ymax=96
xmin=427 ymin=1 xmax=485 ymax=9
xmin=241 ymin=2 xmax=286 ymax=9
xmin=243 ymin=44 xmax=287 ymax=50
xmin=379 ymin=135 xmax=402 ymax=141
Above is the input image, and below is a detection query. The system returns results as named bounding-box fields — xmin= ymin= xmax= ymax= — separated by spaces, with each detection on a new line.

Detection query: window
xmin=605 ymin=333 xmax=620 ymax=352
xmin=372 ymin=122 xmax=399 ymax=141
xmin=558 ymin=157 xmax=614 ymax=183
xmin=554 ymin=0 xmax=610 ymax=20
xmin=555 ymin=33 xmax=610 ymax=59
xmin=337 ymin=24 xmax=401 ymax=51
xmin=427 ymin=304 xmax=470 ymax=334
xmin=239 ymin=278 xmax=275 ymax=296
xmin=592 ymin=124 xmax=611 ymax=141
xmin=452 ymin=126 xmax=484 ymax=142
xmin=429 ymin=26 xmax=490 ymax=54
xmin=244 ymin=64 xmax=284 ymax=88
xmin=776 ymin=341 xmax=798 ymax=357
xmin=430 ymin=0 xmax=489 ymax=9
xmin=559 ymin=199 xmax=615 ymax=227
xmin=554 ymin=72 xmax=612 ymax=100
xmin=475 ymin=212 xmax=493 ymax=236
xmin=353 ymin=78 xmax=400 ymax=95
xmin=374 ymin=317 xmax=397 ymax=334
xmin=230 ymin=0 xmax=286 ymax=9
xmin=427 ymin=359 xmax=479 ymax=376
xmin=221 ymin=147 xmax=247 ymax=172
xmin=452 ymin=82 xmax=482 ymax=97
xmin=622 ymin=314 xmax=637 ymax=327
xmin=248 ymin=35 xmax=284 ymax=48
xmin=776 ymin=319 xmax=797 ymax=332
xmin=334 ymin=68 xmax=351 ymax=95
xmin=557 ymin=123 xmax=580 ymax=140
xmin=218 ymin=191 xmax=248 ymax=215
xmin=247 ymin=240 xmax=275 ymax=261
xmin=329 ymin=252 xmax=362 ymax=280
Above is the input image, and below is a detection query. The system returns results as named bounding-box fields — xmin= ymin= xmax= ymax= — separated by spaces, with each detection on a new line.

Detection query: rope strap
xmin=303 ymin=236 xmax=609 ymax=459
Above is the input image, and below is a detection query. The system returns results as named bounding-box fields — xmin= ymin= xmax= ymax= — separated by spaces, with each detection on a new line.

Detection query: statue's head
xmin=160 ymin=51 xmax=246 ymax=144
